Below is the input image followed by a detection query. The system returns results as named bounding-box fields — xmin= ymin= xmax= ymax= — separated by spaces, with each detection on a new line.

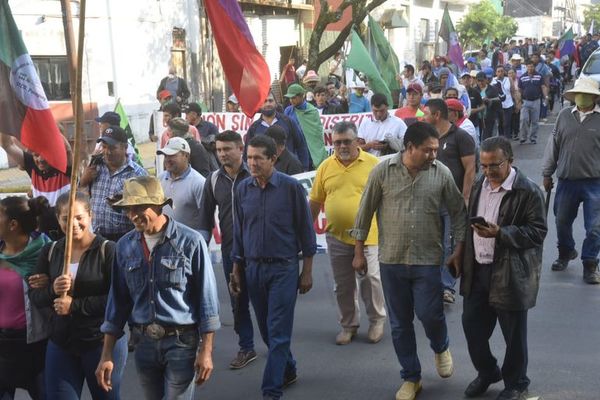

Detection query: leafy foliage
xmin=456 ymin=0 xmax=518 ymax=49
xmin=583 ymin=5 xmax=600 ymax=34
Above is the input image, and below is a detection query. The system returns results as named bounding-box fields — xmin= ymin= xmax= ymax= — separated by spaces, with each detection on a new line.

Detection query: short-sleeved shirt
xmin=310 ymin=149 xmax=379 ymax=245
xmin=160 ymin=167 xmax=206 ymax=231
xmin=518 ymin=73 xmax=544 ymax=101
xmin=23 ymin=152 xmax=71 ymax=207
xmin=394 ymin=107 xmax=425 ymax=127
xmin=437 ymin=124 xmax=476 ymax=192
xmin=358 ymin=114 xmax=407 ymax=156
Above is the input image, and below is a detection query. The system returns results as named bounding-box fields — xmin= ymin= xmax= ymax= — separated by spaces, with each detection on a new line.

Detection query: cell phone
xmin=470 ymin=216 xmax=489 ymax=227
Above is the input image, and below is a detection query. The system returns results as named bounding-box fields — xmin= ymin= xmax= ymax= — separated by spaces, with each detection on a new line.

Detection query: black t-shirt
xmin=437 ymin=124 xmax=476 ymax=192
xmin=467 ymin=87 xmax=483 ymax=127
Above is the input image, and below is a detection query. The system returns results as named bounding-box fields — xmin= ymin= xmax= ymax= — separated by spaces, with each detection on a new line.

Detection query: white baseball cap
xmin=156 ymin=137 xmax=190 ymax=156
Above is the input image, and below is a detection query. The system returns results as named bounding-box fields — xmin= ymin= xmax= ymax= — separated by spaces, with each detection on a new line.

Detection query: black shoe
xmin=519 ymin=139 xmax=526 ymax=144
xmin=512 ymin=136 xmax=520 ymax=141
xmin=583 ymin=260 xmax=600 ymax=284
xmin=530 ymin=139 xmax=537 ymax=144
xmin=496 ymin=388 xmax=528 ymax=400
xmin=464 ymin=370 xmax=502 ymax=397
xmin=551 ymin=249 xmax=578 ymax=271
xmin=283 ymin=369 xmax=298 ymax=388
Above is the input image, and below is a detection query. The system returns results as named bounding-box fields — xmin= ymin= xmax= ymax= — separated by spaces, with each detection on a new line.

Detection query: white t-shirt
xmin=458 ymin=118 xmax=479 ymax=147
xmin=144 ymin=231 xmax=165 ymax=254
xmin=358 ymin=113 xmax=407 ymax=156
xmin=69 ymin=262 xmax=79 ymax=280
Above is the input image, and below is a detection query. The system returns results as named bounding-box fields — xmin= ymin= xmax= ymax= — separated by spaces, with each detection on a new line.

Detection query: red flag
xmin=0 ymin=0 xmax=67 ymax=173
xmin=204 ymin=0 xmax=271 ymax=118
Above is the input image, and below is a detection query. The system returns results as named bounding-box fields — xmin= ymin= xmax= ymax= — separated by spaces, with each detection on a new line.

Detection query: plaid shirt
xmin=350 ymin=153 xmax=467 ymax=265
xmin=90 ymin=159 xmax=147 ymax=235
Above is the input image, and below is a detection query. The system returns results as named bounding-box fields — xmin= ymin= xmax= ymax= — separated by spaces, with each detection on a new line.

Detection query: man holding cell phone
xmin=461 ymin=137 xmax=547 ymax=400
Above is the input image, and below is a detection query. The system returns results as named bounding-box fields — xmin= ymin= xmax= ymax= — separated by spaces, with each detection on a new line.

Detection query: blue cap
xmin=467 ymin=57 xmax=476 ymax=63
xmin=484 ymin=67 xmax=494 ymax=78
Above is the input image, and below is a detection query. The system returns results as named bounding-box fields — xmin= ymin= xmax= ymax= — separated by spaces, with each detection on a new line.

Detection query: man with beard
xmin=245 ymin=92 xmax=310 ymax=171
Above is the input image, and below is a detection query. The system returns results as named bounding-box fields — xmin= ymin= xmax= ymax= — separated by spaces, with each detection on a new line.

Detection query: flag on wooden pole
xmin=0 ymin=0 xmax=67 ymax=173
xmin=439 ymin=5 xmax=464 ymax=71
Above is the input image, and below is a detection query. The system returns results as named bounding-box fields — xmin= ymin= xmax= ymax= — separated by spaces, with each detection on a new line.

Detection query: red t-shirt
xmin=394 ymin=107 xmax=425 ymax=127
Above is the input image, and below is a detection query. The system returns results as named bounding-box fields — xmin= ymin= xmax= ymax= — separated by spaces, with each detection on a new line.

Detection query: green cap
xmin=284 ymin=83 xmax=305 ymax=98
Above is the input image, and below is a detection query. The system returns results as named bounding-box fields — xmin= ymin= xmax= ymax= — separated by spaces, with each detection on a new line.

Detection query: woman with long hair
xmin=30 ymin=192 xmax=127 ymax=399
xmin=0 ymin=196 xmax=53 ymax=399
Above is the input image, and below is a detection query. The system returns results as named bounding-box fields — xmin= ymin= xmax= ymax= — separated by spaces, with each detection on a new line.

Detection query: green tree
xmin=456 ymin=0 xmax=518 ymax=49
xmin=307 ymin=0 xmax=388 ymax=71
xmin=583 ymin=4 xmax=600 ymax=33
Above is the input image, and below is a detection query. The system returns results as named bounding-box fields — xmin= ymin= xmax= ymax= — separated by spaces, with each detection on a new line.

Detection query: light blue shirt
xmin=159 ymin=167 xmax=206 ymax=231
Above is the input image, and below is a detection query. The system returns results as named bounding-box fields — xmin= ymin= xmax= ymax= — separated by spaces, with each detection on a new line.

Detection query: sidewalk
xmin=0 ymin=142 xmax=158 ymax=192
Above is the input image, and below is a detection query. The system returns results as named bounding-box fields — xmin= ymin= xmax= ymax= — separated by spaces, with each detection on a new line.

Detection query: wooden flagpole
xmin=60 ymin=0 xmax=86 ymax=277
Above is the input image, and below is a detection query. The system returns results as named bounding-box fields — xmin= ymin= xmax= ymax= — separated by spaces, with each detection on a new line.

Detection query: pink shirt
xmin=473 ymin=168 xmax=517 ymax=264
xmin=160 ymin=125 xmax=201 ymax=147
xmin=0 ymin=263 xmax=27 ymax=329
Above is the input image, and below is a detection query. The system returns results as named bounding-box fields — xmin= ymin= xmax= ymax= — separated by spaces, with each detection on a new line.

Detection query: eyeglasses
xmin=333 ymin=139 xmax=354 ymax=147
xmin=480 ymin=160 xmax=507 ymax=170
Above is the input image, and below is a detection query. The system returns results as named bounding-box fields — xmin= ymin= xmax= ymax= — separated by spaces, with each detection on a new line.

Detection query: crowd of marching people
xmin=2 ymin=33 xmax=600 ymax=400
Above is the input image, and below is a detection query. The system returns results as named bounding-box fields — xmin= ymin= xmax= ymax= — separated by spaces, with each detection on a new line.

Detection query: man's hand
xmin=53 ymin=274 xmax=72 ymax=296
xmin=229 ymin=263 xmax=243 ymax=297
xmin=364 ymin=141 xmax=387 ymax=151
xmin=298 ymin=270 xmax=312 ymax=294
xmin=80 ymin=164 xmax=98 ymax=187
xmin=352 ymin=251 xmax=368 ymax=276
xmin=543 ymin=176 xmax=553 ymax=192
xmin=28 ymin=273 xmax=49 ymax=289
xmin=95 ymin=358 xmax=114 ymax=392
xmin=54 ymin=295 xmax=73 ymax=315
xmin=194 ymin=347 xmax=213 ymax=385
xmin=446 ymin=242 xmax=464 ymax=278
xmin=473 ymin=222 xmax=500 ymax=238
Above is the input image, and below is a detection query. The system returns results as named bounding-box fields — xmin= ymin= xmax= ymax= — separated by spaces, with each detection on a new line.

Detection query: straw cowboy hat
xmin=110 ymin=176 xmax=172 ymax=209
xmin=564 ymin=76 xmax=600 ymax=103
xmin=302 ymin=70 xmax=320 ymax=83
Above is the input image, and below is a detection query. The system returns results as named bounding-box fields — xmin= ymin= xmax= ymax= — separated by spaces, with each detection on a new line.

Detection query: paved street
xmin=16 ymin=112 xmax=600 ymax=400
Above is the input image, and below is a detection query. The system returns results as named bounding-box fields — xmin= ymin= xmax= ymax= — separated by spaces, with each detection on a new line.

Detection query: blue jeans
xmin=380 ymin=264 xmax=449 ymax=382
xmin=554 ymin=178 xmax=600 ymax=261
xmin=245 ymin=259 xmax=299 ymax=400
xmin=222 ymin=251 xmax=254 ymax=352
xmin=440 ymin=210 xmax=456 ymax=293
xmin=134 ymin=330 xmax=199 ymax=400
xmin=45 ymin=337 xmax=127 ymax=400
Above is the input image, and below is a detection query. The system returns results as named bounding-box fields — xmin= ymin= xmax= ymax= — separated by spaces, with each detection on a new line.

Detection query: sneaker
xmin=496 ymin=388 xmax=529 ymax=400
xmin=551 ymin=249 xmax=578 ymax=271
xmin=283 ymin=369 xmax=298 ymax=388
xmin=434 ymin=348 xmax=454 ymax=378
xmin=443 ymin=289 xmax=455 ymax=304
xmin=395 ymin=380 xmax=422 ymax=400
xmin=335 ymin=329 xmax=356 ymax=345
xmin=367 ymin=323 xmax=384 ymax=343
xmin=229 ymin=350 xmax=257 ymax=369
xmin=530 ymin=139 xmax=537 ymax=144
xmin=583 ymin=260 xmax=600 ymax=284
xmin=512 ymin=136 xmax=520 ymax=141
xmin=519 ymin=139 xmax=526 ymax=144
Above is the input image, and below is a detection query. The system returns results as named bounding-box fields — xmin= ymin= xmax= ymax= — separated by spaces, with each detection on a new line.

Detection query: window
xmin=31 ymin=56 xmax=70 ymax=101
xmin=583 ymin=54 xmax=600 ymax=75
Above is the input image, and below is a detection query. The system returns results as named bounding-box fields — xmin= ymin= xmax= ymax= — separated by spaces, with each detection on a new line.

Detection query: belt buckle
xmin=146 ymin=323 xmax=166 ymax=340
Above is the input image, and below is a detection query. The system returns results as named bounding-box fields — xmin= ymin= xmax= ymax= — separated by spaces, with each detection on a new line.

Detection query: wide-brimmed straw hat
xmin=110 ymin=176 xmax=172 ymax=209
xmin=564 ymin=76 xmax=600 ymax=102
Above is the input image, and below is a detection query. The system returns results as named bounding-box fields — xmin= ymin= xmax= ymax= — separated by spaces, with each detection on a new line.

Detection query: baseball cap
xmin=446 ymin=99 xmax=464 ymax=112
xmin=483 ymin=67 xmax=494 ymax=78
xmin=227 ymin=95 xmax=238 ymax=104
xmin=95 ymin=111 xmax=120 ymax=125
xmin=406 ymin=83 xmax=423 ymax=94
xmin=158 ymin=90 xmax=172 ymax=100
xmin=157 ymin=137 xmax=191 ymax=156
xmin=467 ymin=57 xmax=477 ymax=63
xmin=284 ymin=84 xmax=305 ymax=98
xmin=469 ymin=70 xmax=479 ymax=78
xmin=187 ymin=102 xmax=202 ymax=115
xmin=476 ymin=71 xmax=487 ymax=81
xmin=460 ymin=71 xmax=471 ymax=78
xmin=97 ymin=126 xmax=128 ymax=146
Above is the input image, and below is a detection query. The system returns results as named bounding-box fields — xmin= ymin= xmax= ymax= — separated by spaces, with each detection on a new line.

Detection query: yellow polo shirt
xmin=310 ymin=149 xmax=378 ymax=246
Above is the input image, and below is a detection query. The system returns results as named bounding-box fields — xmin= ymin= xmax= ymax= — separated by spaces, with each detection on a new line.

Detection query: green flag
xmin=368 ymin=16 xmax=400 ymax=92
xmin=346 ymin=29 xmax=392 ymax=106
xmin=114 ymin=100 xmax=143 ymax=166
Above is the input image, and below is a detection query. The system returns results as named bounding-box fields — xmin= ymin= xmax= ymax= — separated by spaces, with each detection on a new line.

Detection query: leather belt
xmin=248 ymin=257 xmax=292 ymax=264
xmin=133 ymin=323 xmax=197 ymax=340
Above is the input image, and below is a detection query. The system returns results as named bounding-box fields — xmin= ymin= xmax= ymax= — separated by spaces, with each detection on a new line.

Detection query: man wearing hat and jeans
xmin=158 ymin=137 xmax=206 ymax=232
xmin=81 ymin=126 xmax=148 ymax=242
xmin=542 ymin=77 xmax=600 ymax=284
xmin=284 ymin=84 xmax=328 ymax=168
xmin=96 ymin=176 xmax=220 ymax=399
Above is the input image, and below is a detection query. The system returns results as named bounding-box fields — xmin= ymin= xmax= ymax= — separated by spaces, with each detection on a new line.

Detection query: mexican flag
xmin=0 ymin=0 xmax=67 ymax=173
xmin=439 ymin=4 xmax=464 ymax=71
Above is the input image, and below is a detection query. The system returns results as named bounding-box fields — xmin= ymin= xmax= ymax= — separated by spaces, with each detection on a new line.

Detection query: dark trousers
xmin=499 ymin=106 xmax=514 ymax=139
xmin=222 ymin=252 xmax=254 ymax=352
xmin=245 ymin=259 xmax=298 ymax=399
xmin=462 ymin=263 xmax=530 ymax=391
xmin=511 ymin=110 xmax=520 ymax=138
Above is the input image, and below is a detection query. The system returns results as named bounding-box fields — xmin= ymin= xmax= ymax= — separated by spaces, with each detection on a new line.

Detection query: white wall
xmin=10 ymin=0 xmax=201 ymax=145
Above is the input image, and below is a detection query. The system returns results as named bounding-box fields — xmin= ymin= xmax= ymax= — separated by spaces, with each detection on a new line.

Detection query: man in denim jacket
xmin=96 ymin=176 xmax=220 ymax=399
